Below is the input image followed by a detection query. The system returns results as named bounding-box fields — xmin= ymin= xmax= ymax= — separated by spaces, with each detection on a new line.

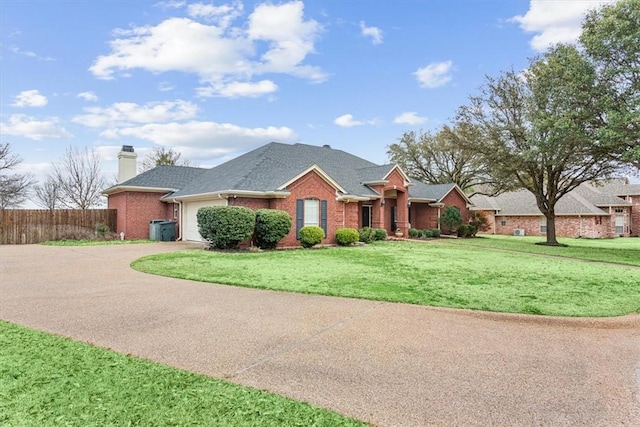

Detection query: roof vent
xmin=323 ymin=144 xmax=331 ymax=149
xmin=122 ymin=145 xmax=134 ymax=153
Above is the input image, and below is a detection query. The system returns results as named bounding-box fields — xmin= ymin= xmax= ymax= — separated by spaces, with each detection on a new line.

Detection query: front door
xmin=361 ymin=205 xmax=372 ymax=228
xmin=391 ymin=206 xmax=397 ymax=231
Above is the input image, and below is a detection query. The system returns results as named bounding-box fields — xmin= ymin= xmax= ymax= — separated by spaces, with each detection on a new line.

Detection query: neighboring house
xmin=103 ymin=142 xmax=471 ymax=246
xmin=470 ymin=180 xmax=639 ymax=238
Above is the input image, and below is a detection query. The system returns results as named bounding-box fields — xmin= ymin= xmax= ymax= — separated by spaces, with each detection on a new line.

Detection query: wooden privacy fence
xmin=0 ymin=209 xmax=117 ymax=244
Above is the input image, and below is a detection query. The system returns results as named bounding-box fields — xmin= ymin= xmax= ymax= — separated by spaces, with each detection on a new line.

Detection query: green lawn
xmin=41 ymin=239 xmax=154 ymax=246
xmin=450 ymin=234 xmax=640 ymax=266
xmin=132 ymin=240 xmax=640 ymax=317
xmin=0 ymin=321 xmax=364 ymax=427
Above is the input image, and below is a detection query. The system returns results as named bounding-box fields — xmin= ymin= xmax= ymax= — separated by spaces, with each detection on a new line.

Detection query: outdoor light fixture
xmin=380 ymin=199 xmax=385 ymax=206
xmin=407 ymin=201 xmax=412 ymax=208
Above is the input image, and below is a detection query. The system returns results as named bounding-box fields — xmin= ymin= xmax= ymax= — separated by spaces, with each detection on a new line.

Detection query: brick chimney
xmin=117 ymin=145 xmax=137 ymax=183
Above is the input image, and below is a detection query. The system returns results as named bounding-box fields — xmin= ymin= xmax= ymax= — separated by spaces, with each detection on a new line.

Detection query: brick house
xmin=470 ymin=180 xmax=639 ymax=238
xmin=103 ymin=142 xmax=470 ymax=246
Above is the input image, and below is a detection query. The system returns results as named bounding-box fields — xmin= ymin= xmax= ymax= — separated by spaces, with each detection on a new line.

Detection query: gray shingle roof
xmin=105 ymin=142 xmax=463 ymax=202
xmin=470 ymin=181 xmax=632 ymax=216
xmin=104 ymin=165 xmax=207 ymax=194
xmin=409 ymin=182 xmax=457 ymax=201
xmin=168 ymin=142 xmax=386 ymax=199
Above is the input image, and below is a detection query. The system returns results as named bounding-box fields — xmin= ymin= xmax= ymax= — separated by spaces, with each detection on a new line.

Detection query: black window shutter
xmin=321 ymin=200 xmax=328 ymax=237
xmin=296 ymin=199 xmax=304 ymax=239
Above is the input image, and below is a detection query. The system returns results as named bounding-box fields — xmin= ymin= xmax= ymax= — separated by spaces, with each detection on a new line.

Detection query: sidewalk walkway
xmin=1 ymin=243 xmax=639 ymax=426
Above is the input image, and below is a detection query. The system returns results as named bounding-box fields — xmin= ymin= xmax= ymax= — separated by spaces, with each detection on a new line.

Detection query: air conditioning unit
xmin=513 ymin=229 xmax=526 ymax=236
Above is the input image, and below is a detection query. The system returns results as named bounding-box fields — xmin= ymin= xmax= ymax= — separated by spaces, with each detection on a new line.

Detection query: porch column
xmin=396 ymin=191 xmax=409 ymax=236
xmin=372 ymin=199 xmax=385 ymax=229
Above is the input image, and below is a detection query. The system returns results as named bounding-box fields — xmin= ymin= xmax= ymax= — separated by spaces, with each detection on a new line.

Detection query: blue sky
xmin=1 ymin=0 xmax=623 ymax=190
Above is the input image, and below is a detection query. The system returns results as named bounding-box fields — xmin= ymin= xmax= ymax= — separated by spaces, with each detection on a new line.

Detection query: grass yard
xmin=132 ymin=240 xmax=640 ymax=317
xmin=0 ymin=321 xmax=363 ymax=427
xmin=449 ymin=234 xmax=640 ymax=267
xmin=41 ymin=239 xmax=154 ymax=246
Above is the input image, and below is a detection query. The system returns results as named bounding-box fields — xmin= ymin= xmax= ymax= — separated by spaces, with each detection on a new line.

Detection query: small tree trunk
xmin=546 ymin=210 xmax=559 ymax=245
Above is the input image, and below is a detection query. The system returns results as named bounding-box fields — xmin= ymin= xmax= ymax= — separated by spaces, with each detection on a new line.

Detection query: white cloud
xmin=158 ymin=81 xmax=174 ymax=92
xmin=414 ymin=61 xmax=453 ymax=88
xmin=89 ymin=0 xmax=325 ymax=98
xmin=72 ymin=100 xmax=198 ymax=128
xmin=77 ymin=91 xmax=98 ymax=102
xmin=394 ymin=112 xmax=427 ymax=125
xmin=187 ymin=1 xmax=243 ymax=29
xmin=197 ymin=79 xmax=278 ymax=98
xmin=101 ymin=121 xmax=297 ymax=150
xmin=9 ymin=46 xmax=55 ymax=61
xmin=12 ymin=89 xmax=48 ymax=107
xmin=360 ymin=21 xmax=383 ymax=45
xmin=511 ymin=0 xmax=617 ymax=52
xmin=334 ymin=113 xmax=376 ymax=128
xmin=0 ymin=114 xmax=73 ymax=140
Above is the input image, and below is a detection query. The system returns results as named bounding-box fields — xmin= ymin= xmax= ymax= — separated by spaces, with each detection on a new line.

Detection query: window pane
xmin=304 ymin=199 xmax=319 ymax=226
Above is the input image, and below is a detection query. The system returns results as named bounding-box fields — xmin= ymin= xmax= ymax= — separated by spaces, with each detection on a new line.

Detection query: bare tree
xmin=52 ymin=146 xmax=106 ymax=209
xmin=0 ymin=143 xmax=33 ymax=208
xmin=387 ymin=125 xmax=505 ymax=196
xmin=34 ymin=177 xmax=61 ymax=210
xmin=140 ymin=146 xmax=191 ymax=172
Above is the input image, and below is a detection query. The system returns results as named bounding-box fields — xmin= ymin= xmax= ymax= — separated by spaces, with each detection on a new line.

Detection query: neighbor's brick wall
xmin=107 ymin=191 xmax=173 ymax=239
xmin=493 ymin=215 xmax=613 ymax=238
xmin=618 ymin=197 xmax=639 ymax=237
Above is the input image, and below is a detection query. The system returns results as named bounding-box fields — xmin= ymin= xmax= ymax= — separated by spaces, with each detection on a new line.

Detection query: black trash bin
xmin=158 ymin=221 xmax=176 ymax=241
xmin=149 ymin=219 xmax=165 ymax=241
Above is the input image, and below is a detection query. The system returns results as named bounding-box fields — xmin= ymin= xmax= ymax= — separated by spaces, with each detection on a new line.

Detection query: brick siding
xmin=107 ymin=191 xmax=175 ymax=239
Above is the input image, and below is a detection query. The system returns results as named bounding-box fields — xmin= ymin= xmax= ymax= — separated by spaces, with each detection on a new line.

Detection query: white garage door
xmin=183 ymin=199 xmax=227 ymax=242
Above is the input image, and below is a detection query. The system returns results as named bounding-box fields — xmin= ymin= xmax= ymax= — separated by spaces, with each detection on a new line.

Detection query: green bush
xmin=336 ymin=228 xmax=359 ymax=246
xmin=197 ymin=206 xmax=256 ymax=249
xmin=254 ymin=209 xmax=292 ymax=249
xmin=358 ymin=227 xmax=375 ymax=244
xmin=373 ymin=228 xmax=387 ymax=241
xmin=421 ymin=229 xmax=433 ymax=238
xmin=430 ymin=228 xmax=441 ymax=238
xmin=299 ymin=226 xmax=324 ymax=248
xmin=457 ymin=224 xmax=471 ymax=238
xmin=440 ymin=206 xmax=463 ymax=234
xmin=469 ymin=211 xmax=489 ymax=233
xmin=408 ymin=228 xmax=420 ymax=238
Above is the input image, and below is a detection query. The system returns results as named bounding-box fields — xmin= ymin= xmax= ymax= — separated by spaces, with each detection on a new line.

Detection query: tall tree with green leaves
xmin=141 ymin=147 xmax=191 ymax=172
xmin=581 ymin=0 xmax=640 ymax=170
xmin=458 ymin=44 xmax=631 ymax=245
xmin=387 ymin=124 xmax=502 ymax=196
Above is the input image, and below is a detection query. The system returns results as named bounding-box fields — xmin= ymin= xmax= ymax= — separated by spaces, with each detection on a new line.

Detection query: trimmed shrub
xmin=457 ymin=224 xmax=472 ymax=238
xmin=299 ymin=225 xmax=324 ymax=248
xmin=373 ymin=228 xmax=387 ymax=241
xmin=336 ymin=228 xmax=359 ymax=246
xmin=421 ymin=229 xmax=433 ymax=238
xmin=197 ymin=206 xmax=256 ymax=249
xmin=408 ymin=228 xmax=420 ymax=238
xmin=430 ymin=228 xmax=441 ymax=238
xmin=254 ymin=209 xmax=292 ymax=249
xmin=440 ymin=206 xmax=463 ymax=235
xmin=358 ymin=227 xmax=375 ymax=244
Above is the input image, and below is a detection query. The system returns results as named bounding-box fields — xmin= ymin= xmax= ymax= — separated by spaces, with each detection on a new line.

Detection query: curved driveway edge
xmin=1 ymin=243 xmax=639 ymax=426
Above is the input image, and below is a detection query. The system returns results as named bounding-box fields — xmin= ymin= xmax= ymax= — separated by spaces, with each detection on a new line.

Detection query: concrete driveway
xmin=1 ymin=243 xmax=639 ymax=426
